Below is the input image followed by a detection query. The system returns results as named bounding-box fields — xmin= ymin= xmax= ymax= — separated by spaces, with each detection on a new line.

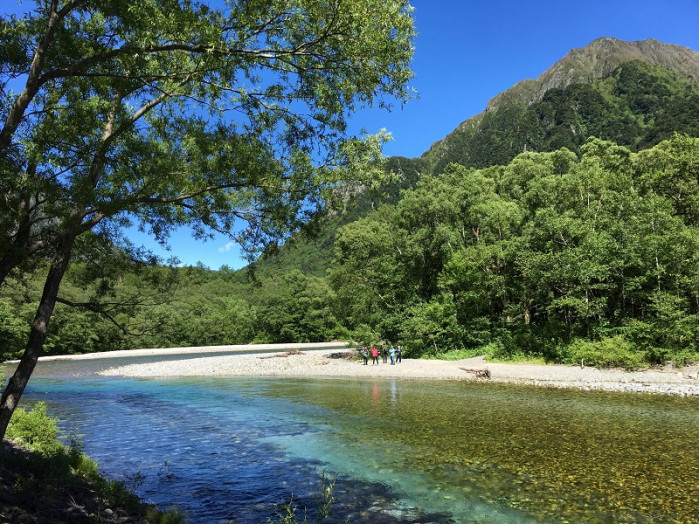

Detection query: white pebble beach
xmin=65 ymin=342 xmax=699 ymax=396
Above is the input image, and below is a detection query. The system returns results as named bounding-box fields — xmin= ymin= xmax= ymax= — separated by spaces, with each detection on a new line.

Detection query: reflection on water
xmin=8 ymin=358 xmax=699 ymax=523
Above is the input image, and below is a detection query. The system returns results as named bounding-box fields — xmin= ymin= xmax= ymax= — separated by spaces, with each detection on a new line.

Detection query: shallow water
xmin=12 ymin=357 xmax=699 ymax=523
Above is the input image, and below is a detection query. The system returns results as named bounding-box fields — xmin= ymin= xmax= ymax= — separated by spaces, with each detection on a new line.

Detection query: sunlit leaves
xmin=0 ymin=0 xmax=416 ymax=273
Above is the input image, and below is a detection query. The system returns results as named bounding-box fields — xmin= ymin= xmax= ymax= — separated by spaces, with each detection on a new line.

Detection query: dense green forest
xmin=332 ymin=135 xmax=699 ymax=366
xmin=3 ymin=134 xmax=698 ymax=368
xmin=0 ymin=261 xmax=345 ymax=360
xmin=263 ymin=59 xmax=699 ymax=277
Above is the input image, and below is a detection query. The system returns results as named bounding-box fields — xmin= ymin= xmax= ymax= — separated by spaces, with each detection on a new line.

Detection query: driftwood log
xmin=459 ymin=367 xmax=491 ymax=379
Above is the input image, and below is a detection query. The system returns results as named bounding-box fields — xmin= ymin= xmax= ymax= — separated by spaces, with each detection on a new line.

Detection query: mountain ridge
xmin=422 ymin=37 xmax=699 ymax=165
xmin=488 ymin=38 xmax=699 ymax=109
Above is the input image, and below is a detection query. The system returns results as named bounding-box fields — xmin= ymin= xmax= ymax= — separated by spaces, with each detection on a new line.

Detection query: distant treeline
xmin=0 ymin=262 xmax=345 ymax=361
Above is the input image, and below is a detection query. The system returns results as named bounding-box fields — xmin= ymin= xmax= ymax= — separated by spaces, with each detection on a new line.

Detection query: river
xmin=11 ymin=354 xmax=699 ymax=523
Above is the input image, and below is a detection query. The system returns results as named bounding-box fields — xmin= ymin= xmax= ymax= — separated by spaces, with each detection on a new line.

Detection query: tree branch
xmin=55 ymin=296 xmax=167 ymax=337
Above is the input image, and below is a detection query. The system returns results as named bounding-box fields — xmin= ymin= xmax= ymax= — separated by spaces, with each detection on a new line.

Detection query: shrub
xmin=565 ymin=336 xmax=648 ymax=370
xmin=6 ymin=402 xmax=104 ymax=484
xmin=66 ymin=436 xmax=100 ymax=478
xmin=6 ymin=402 xmax=64 ymax=456
xmin=645 ymin=346 xmax=699 ymax=368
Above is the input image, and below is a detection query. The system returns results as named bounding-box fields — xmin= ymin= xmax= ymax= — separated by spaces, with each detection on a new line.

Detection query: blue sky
xmin=3 ymin=1 xmax=699 ymax=269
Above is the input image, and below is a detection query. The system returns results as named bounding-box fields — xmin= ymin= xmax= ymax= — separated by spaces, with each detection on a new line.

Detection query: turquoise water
xmin=14 ymin=358 xmax=699 ymax=523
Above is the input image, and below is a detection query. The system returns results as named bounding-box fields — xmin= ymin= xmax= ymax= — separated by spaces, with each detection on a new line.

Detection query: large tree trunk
xmin=0 ymin=234 xmax=74 ymax=440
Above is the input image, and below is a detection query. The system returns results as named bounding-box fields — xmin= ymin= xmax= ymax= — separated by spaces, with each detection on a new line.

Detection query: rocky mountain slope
xmin=422 ymin=38 xmax=699 ymax=172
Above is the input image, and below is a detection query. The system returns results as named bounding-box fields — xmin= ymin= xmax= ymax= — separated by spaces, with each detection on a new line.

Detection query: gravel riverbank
xmin=89 ymin=343 xmax=699 ymax=396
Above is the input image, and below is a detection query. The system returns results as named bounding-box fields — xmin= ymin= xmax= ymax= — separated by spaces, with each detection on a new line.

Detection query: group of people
xmin=360 ymin=344 xmax=403 ymax=365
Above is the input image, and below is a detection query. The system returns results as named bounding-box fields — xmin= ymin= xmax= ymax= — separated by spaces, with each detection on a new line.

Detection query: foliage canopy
xmin=0 ymin=0 xmax=415 ymax=275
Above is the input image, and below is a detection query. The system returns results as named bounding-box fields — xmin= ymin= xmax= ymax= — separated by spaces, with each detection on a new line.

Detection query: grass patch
xmin=423 ymin=342 xmax=549 ymax=364
xmin=485 ymin=353 xmax=548 ymax=365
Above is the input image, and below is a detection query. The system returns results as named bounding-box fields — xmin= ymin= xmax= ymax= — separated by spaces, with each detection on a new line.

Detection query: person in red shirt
xmin=371 ymin=345 xmax=379 ymax=365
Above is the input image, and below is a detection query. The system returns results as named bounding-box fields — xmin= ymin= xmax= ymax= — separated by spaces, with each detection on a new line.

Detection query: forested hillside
xmin=422 ymin=60 xmax=699 ymax=174
xmin=2 ymin=38 xmax=699 ymax=367
xmin=332 ymin=135 xmax=699 ymax=366
xmin=423 ymin=37 xmax=699 ymax=168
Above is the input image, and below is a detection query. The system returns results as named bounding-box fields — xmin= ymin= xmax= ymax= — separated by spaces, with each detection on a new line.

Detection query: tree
xmin=0 ymin=0 xmax=415 ymax=439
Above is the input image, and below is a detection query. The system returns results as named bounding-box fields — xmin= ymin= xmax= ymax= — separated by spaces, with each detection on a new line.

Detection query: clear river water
xmin=11 ymin=352 xmax=699 ymax=523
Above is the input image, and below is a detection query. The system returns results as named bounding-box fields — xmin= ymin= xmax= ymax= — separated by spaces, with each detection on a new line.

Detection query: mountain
xmin=259 ymin=38 xmax=699 ymax=275
xmin=422 ymin=38 xmax=699 ymax=173
xmin=486 ymin=38 xmax=697 ymax=110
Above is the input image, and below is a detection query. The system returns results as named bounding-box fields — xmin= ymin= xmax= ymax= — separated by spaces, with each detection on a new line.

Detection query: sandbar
xmin=84 ymin=343 xmax=699 ymax=396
